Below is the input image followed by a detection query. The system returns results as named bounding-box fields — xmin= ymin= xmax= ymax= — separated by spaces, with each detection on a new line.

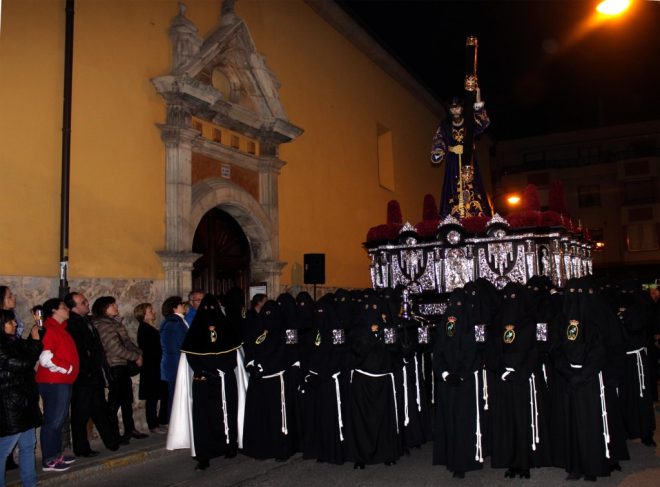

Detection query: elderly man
xmin=184 ymin=290 xmax=205 ymax=324
xmin=65 ymin=292 xmax=121 ymax=457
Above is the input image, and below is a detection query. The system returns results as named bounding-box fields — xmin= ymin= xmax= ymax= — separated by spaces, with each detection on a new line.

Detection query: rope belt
xmin=414 ymin=355 xmax=422 ymax=413
xmin=473 ymin=370 xmax=484 ymax=463
xmin=598 ymin=371 xmax=611 ymax=459
xmin=431 ymin=352 xmax=435 ymax=405
xmin=262 ymin=369 xmax=288 ymax=435
xmin=482 ymin=368 xmax=489 ymax=410
xmin=352 ymin=369 xmax=399 ymax=434
xmin=529 ymin=373 xmax=540 ymax=451
xmin=332 ymin=372 xmax=345 ymax=442
xmin=542 ymin=363 xmax=548 ymax=386
xmin=626 ymin=347 xmax=647 ymax=398
xmin=217 ymin=370 xmax=230 ymax=444
xmin=402 ymin=362 xmax=410 ymax=426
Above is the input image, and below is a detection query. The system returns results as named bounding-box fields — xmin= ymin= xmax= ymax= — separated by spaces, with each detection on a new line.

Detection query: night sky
xmin=337 ymin=0 xmax=660 ymax=140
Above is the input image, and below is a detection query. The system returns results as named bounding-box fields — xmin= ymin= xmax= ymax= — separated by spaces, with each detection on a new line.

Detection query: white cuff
xmin=441 ymin=371 xmax=449 ymax=381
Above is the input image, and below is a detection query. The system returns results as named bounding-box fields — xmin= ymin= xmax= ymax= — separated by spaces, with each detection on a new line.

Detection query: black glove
xmin=503 ymin=371 xmax=520 ymax=383
xmin=246 ymin=364 xmax=263 ymax=380
xmin=569 ymin=373 xmax=584 ymax=389
xmin=444 ymin=373 xmax=462 ymax=386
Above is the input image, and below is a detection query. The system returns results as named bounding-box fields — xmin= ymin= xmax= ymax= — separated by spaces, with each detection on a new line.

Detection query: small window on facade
xmin=230 ymin=134 xmax=240 ymax=150
xmin=377 ymin=123 xmax=395 ymax=191
xmin=192 ymin=119 xmax=203 ymax=133
xmin=212 ymin=128 xmax=222 ymax=143
xmin=578 ymin=185 xmax=601 ymax=208
xmin=622 ymin=178 xmax=658 ymax=206
xmin=247 ymin=141 xmax=256 ymax=155
xmin=627 ymin=223 xmax=659 ymax=252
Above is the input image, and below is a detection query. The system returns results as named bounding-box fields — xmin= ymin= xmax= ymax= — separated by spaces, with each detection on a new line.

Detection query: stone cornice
xmin=305 ymin=0 xmax=443 ymax=118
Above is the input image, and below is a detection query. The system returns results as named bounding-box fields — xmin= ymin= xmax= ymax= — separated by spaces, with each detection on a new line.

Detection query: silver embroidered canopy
xmin=366 ymin=213 xmax=592 ymax=296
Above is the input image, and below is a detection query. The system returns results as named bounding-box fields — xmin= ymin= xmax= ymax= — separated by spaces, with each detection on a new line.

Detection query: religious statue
xmin=430 ymin=36 xmax=492 ymax=220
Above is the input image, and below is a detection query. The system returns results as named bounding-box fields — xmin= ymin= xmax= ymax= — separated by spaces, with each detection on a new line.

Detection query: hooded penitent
xmin=299 ymin=293 xmax=348 ymax=464
xmin=179 ymin=294 xmax=241 ymax=464
xmin=550 ymin=278 xmax=611 ymax=478
xmin=432 ymin=287 xmax=488 ymax=474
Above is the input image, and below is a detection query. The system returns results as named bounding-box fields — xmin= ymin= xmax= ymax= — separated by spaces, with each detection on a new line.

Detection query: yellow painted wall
xmin=0 ymin=0 xmax=440 ymax=288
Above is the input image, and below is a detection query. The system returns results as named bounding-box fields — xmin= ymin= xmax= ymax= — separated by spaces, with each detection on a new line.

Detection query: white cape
xmin=166 ymin=348 xmax=248 ymax=455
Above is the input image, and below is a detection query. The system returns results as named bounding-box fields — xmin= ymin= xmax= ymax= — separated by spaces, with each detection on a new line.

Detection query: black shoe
xmin=566 ymin=473 xmax=582 ymax=481
xmin=505 ymin=468 xmax=517 ymax=478
xmin=224 ymin=450 xmax=237 ymax=459
xmin=641 ymin=436 xmax=657 ymax=447
xmin=609 ymin=462 xmax=622 ymax=472
xmin=195 ymin=459 xmax=210 ymax=470
xmin=584 ymin=475 xmax=597 ymax=482
xmin=119 ymin=435 xmax=130 ymax=445
xmin=353 ymin=462 xmax=365 ymax=470
xmin=518 ymin=469 xmax=530 ymax=479
xmin=384 ymin=461 xmax=396 ymax=466
xmin=131 ymin=430 xmax=149 ymax=440
xmin=107 ymin=443 xmax=120 ymax=452
xmin=453 ymin=471 xmax=465 ymax=479
xmin=77 ymin=450 xmax=100 ymax=458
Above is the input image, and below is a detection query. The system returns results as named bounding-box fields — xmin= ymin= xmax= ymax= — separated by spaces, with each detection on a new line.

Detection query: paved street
xmin=11 ymin=411 xmax=659 ymax=487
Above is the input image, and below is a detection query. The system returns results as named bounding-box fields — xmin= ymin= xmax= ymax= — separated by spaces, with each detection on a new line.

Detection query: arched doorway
xmin=192 ymin=208 xmax=250 ymax=296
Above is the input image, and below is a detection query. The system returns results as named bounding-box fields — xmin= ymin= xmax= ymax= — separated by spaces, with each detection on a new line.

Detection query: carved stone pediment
xmin=152 ymin=1 xmax=303 ymax=144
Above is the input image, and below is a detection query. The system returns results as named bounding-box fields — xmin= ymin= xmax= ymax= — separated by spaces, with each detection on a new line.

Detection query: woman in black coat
xmin=135 ymin=303 xmax=169 ymax=433
xmin=0 ymin=309 xmax=43 ymax=487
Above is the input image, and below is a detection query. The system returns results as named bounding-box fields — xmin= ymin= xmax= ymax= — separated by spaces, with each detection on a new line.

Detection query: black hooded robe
xmin=180 ymin=295 xmax=242 ymax=465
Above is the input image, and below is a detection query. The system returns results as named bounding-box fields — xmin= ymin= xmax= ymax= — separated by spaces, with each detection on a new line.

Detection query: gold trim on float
xmin=181 ymin=344 xmax=243 ymax=356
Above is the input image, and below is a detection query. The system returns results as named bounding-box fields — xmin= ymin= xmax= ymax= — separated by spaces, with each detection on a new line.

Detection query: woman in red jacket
xmin=35 ymin=298 xmax=79 ymax=472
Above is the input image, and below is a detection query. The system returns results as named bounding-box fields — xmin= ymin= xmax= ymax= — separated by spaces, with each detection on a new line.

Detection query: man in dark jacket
xmin=65 ymin=292 xmax=121 ymax=457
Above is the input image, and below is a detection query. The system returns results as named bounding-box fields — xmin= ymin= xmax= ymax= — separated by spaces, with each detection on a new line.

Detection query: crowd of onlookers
xmin=0 ymin=285 xmax=208 ymax=487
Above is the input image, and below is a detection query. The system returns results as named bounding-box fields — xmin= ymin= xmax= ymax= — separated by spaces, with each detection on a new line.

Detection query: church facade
xmin=0 ymin=0 xmax=442 ymax=319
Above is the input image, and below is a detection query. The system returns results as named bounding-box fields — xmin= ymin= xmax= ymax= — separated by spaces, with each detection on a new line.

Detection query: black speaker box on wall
xmin=304 ymin=253 xmax=325 ymax=284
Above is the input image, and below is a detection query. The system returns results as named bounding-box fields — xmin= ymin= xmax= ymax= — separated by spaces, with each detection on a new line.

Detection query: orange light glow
xmin=594 ymin=241 xmax=606 ymax=250
xmin=596 ymin=0 xmax=631 ymax=16
xmin=506 ymin=195 xmax=521 ymax=206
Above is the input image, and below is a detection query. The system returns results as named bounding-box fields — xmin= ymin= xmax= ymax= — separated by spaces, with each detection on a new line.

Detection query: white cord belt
xmin=473 ymin=370 xmax=484 ymax=463
xmin=402 ymin=363 xmax=410 ymax=426
xmin=332 ymin=372 xmax=345 ymax=442
xmin=626 ymin=347 xmax=647 ymax=398
xmin=542 ymin=363 xmax=548 ymax=386
xmin=217 ymin=369 xmax=230 ymax=444
xmin=430 ymin=353 xmax=435 ymax=404
xmin=482 ymin=368 xmax=489 ymax=410
xmin=262 ymin=369 xmax=288 ymax=435
xmin=598 ymin=371 xmax=610 ymax=459
xmin=529 ymin=373 xmax=539 ymax=451
xmin=352 ymin=369 xmax=399 ymax=434
xmin=414 ymin=355 xmax=421 ymax=413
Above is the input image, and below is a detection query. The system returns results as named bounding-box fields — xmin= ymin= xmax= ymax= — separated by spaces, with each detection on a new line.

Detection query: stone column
xmin=156 ymin=102 xmax=201 ymax=296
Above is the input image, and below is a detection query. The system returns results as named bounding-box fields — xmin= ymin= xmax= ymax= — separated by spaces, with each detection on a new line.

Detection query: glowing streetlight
xmin=506 ymin=194 xmax=521 ymax=206
xmin=596 ymin=0 xmax=631 ymax=16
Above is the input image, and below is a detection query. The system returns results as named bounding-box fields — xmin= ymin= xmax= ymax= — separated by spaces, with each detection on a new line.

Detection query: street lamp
xmin=506 ymin=194 xmax=521 ymax=207
xmin=596 ymin=0 xmax=631 ymax=16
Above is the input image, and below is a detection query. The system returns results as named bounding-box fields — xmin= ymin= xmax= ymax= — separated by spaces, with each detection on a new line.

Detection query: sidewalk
xmin=6 ymin=431 xmax=171 ymax=487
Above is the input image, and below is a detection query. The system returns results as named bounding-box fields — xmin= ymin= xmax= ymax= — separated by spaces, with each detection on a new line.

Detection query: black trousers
xmin=144 ymin=380 xmax=169 ymax=429
xmin=108 ymin=366 xmax=136 ymax=436
xmin=71 ymin=383 xmax=120 ymax=455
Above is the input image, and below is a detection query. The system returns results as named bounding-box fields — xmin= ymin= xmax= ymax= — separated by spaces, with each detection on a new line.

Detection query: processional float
xmin=363 ymin=37 xmax=593 ymax=318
